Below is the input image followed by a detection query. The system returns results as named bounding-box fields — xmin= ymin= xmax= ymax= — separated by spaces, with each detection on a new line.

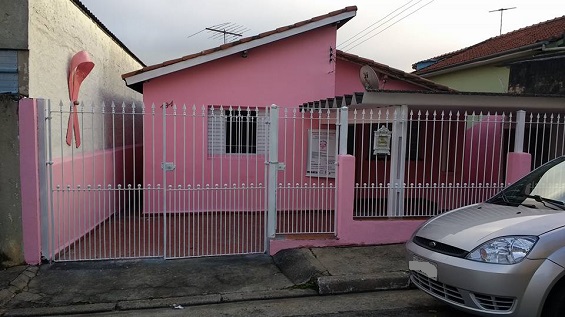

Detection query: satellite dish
xmin=359 ymin=65 xmax=380 ymax=90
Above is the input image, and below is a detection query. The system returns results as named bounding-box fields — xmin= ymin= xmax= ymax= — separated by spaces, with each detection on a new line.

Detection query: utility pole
xmin=489 ymin=7 xmax=516 ymax=35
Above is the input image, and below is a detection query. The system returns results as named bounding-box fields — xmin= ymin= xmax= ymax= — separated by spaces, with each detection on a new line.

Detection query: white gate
xmin=42 ymin=101 xmax=270 ymax=261
xmin=41 ymin=101 xmax=341 ymax=261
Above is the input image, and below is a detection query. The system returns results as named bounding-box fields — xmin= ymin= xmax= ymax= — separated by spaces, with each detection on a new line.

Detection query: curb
xmin=2 ymin=289 xmax=318 ymax=317
xmin=3 ymin=303 xmax=116 ymax=317
xmin=317 ymin=271 xmax=411 ymax=295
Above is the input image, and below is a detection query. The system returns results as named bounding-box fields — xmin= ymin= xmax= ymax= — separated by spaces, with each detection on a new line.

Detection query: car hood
xmin=416 ymin=203 xmax=565 ymax=251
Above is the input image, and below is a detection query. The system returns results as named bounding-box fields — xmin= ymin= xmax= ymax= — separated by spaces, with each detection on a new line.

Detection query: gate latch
xmin=267 ymin=161 xmax=286 ymax=171
xmin=161 ymin=162 xmax=176 ymax=171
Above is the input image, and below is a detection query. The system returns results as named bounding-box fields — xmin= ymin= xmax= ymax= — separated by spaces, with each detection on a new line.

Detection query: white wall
xmin=28 ymin=0 xmax=144 ymax=156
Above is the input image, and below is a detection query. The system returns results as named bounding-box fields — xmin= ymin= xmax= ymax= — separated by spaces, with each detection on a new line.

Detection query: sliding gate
xmin=41 ymin=101 xmax=339 ymax=261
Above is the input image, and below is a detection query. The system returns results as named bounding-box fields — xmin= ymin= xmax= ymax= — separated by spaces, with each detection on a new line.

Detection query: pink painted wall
xmin=463 ymin=115 xmax=504 ymax=183
xmin=335 ymin=59 xmax=424 ymax=95
xmin=48 ymin=145 xmax=142 ymax=256
xmin=506 ymin=152 xmax=531 ymax=184
xmin=141 ymin=26 xmax=340 ymax=213
xmin=144 ymin=27 xmax=337 ymax=107
xmin=20 ymin=99 xmax=42 ymax=264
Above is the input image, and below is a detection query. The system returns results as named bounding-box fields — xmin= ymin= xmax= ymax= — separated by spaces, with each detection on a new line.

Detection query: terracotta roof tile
xmin=122 ymin=6 xmax=357 ymax=79
xmin=415 ymin=15 xmax=565 ymax=74
xmin=337 ymin=51 xmax=453 ymax=92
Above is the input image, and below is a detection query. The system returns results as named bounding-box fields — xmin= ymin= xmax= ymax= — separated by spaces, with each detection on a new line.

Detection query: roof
xmin=122 ymin=6 xmax=358 ymax=93
xmin=414 ymin=15 xmax=565 ymax=75
xmin=336 ymin=51 xmax=453 ymax=92
xmin=70 ymin=0 xmax=145 ymax=67
xmin=299 ymin=92 xmax=365 ymax=110
xmin=299 ymin=90 xmax=565 ymax=111
xmin=360 ymin=90 xmax=565 ymax=112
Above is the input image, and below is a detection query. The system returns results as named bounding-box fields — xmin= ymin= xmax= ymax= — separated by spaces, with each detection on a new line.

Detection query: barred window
xmin=207 ymin=107 xmax=267 ymax=155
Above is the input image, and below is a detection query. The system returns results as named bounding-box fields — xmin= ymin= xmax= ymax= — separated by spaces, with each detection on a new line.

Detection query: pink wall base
xmin=19 ymin=99 xmax=42 ymax=265
xmin=269 ymin=155 xmax=424 ymax=255
xmin=506 ymin=152 xmax=532 ymax=184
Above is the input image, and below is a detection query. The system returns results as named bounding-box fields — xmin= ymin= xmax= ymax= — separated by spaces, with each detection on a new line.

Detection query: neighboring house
xmin=412 ymin=15 xmax=565 ymax=94
xmin=1 ymin=0 xmax=143 ymax=265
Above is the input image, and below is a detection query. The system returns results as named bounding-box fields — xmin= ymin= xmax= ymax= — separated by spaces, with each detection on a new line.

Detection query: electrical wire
xmin=338 ymin=0 xmax=416 ymax=48
xmin=340 ymin=0 xmax=426 ymax=50
xmin=341 ymin=0 xmax=435 ymax=52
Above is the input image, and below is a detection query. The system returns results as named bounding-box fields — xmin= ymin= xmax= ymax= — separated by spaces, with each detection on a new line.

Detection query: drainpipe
xmin=541 ymin=44 xmax=565 ymax=52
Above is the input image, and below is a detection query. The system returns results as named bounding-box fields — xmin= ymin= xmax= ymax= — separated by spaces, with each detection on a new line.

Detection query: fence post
xmin=514 ymin=110 xmax=526 ymax=152
xmin=267 ymin=105 xmax=279 ymax=242
xmin=506 ymin=110 xmax=531 ymax=184
xmin=388 ymin=105 xmax=408 ymax=216
xmin=19 ymin=98 xmax=42 ymax=264
xmin=37 ymin=99 xmax=50 ymax=261
xmin=339 ymin=106 xmax=348 ymax=155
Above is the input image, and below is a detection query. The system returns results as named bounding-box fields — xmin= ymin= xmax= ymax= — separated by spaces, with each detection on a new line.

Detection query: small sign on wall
xmin=373 ymin=125 xmax=392 ymax=155
xmin=307 ymin=129 xmax=337 ymax=178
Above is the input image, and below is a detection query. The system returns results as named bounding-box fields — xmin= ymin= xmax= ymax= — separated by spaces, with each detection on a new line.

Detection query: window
xmin=208 ymin=107 xmax=267 ymax=155
xmin=0 ymin=50 xmax=18 ymax=94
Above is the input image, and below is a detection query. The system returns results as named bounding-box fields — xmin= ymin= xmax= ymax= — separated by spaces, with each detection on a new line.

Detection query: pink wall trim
xmin=506 ymin=152 xmax=532 ymax=184
xmin=19 ymin=98 xmax=42 ymax=265
xmin=269 ymin=155 xmax=424 ymax=255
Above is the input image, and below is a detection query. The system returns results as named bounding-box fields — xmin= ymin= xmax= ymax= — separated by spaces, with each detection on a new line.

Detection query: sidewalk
xmin=0 ymin=244 xmax=410 ymax=317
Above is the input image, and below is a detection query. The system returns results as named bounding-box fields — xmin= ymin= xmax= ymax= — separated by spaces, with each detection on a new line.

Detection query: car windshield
xmin=488 ymin=156 xmax=565 ymax=209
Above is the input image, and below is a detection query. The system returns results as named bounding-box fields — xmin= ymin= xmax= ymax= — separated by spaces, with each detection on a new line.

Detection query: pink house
xmin=119 ymin=6 xmax=454 ymax=255
xmin=20 ymin=6 xmax=560 ymax=264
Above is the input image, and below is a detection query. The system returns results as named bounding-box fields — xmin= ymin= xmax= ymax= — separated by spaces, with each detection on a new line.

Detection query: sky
xmin=80 ymin=0 xmax=565 ymax=72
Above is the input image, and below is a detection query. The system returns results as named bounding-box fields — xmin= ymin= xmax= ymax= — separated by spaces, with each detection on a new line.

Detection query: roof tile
xmin=416 ymin=15 xmax=565 ymax=74
xmin=337 ymin=51 xmax=453 ymax=92
xmin=122 ymin=6 xmax=357 ymax=79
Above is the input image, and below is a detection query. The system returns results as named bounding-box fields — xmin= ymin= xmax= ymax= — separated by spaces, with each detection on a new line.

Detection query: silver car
xmin=406 ymin=156 xmax=565 ymax=317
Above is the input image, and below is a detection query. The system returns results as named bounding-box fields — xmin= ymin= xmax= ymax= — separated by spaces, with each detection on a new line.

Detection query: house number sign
xmin=373 ymin=125 xmax=392 ymax=155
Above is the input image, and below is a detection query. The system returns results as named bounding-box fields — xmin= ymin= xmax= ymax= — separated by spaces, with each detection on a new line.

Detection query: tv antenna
xmin=489 ymin=7 xmax=516 ymax=35
xmin=188 ymin=22 xmax=249 ymax=44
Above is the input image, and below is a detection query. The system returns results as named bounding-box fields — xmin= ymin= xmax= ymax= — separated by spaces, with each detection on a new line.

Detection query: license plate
xmin=409 ymin=256 xmax=438 ymax=281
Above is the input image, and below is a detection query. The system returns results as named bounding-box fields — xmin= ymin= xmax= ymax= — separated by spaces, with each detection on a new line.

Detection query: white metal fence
xmin=348 ymin=107 xmax=565 ymax=218
xmin=41 ymin=101 xmax=341 ymax=261
xmin=276 ymin=107 xmax=339 ymax=235
xmin=40 ymin=99 xmax=565 ymax=261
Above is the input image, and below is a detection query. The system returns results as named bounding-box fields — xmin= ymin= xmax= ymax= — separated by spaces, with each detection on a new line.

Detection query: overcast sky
xmin=80 ymin=0 xmax=565 ymax=72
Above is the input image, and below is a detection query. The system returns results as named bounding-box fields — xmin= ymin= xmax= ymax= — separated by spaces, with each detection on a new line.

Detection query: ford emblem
xmin=429 ymin=241 xmax=437 ymax=248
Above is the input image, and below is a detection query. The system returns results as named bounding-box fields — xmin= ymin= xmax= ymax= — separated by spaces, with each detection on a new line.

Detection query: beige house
xmin=413 ymin=16 xmax=565 ymax=94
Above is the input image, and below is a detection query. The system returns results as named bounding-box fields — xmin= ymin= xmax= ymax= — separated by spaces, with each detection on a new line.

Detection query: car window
xmin=488 ymin=156 xmax=565 ymax=207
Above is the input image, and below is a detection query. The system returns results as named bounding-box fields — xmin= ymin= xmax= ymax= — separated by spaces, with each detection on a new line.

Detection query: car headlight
xmin=466 ymin=236 xmax=538 ymax=264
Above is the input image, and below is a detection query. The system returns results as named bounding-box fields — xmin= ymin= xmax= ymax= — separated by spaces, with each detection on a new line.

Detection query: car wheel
xmin=542 ymin=282 xmax=565 ymax=317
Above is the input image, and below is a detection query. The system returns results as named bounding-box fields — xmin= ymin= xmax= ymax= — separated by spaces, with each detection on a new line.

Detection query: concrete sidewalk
xmin=0 ymin=244 xmax=410 ymax=317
